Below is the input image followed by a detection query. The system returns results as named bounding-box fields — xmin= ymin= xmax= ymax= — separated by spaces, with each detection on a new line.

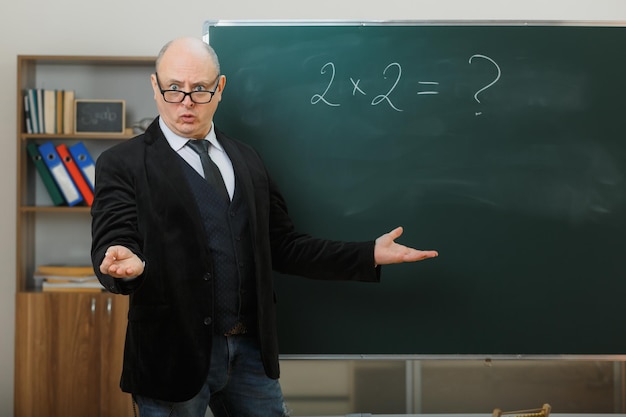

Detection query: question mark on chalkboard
xmin=469 ymin=54 xmax=501 ymax=116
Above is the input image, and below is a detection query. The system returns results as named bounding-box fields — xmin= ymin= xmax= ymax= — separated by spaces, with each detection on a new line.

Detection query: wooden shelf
xmin=16 ymin=54 xmax=156 ymax=292
xmin=20 ymin=132 xmax=137 ymax=141
xmin=19 ymin=206 xmax=91 ymax=213
xmin=14 ymin=55 xmax=155 ymax=417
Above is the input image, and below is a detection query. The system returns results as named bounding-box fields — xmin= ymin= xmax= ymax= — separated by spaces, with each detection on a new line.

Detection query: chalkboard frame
xmin=203 ymin=19 xmax=626 ymax=34
xmin=203 ymin=20 xmax=626 ymax=360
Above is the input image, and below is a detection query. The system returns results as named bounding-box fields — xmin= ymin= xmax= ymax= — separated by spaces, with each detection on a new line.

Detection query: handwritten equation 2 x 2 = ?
xmin=310 ymin=54 xmax=501 ymax=116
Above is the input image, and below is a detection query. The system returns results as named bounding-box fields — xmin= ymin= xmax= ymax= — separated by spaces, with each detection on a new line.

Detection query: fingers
xmin=100 ymin=246 xmax=121 ymax=272
xmin=387 ymin=226 xmax=403 ymax=241
xmin=99 ymin=248 xmax=116 ymax=274
xmin=99 ymin=245 xmax=142 ymax=278
xmin=376 ymin=226 xmax=403 ymax=247
xmin=413 ymin=250 xmax=438 ymax=261
xmin=375 ymin=226 xmax=438 ymax=265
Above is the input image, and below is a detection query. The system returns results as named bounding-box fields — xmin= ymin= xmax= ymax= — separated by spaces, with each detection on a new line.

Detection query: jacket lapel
xmin=143 ymin=120 xmax=209 ymax=252
xmin=217 ymin=129 xmax=259 ymax=240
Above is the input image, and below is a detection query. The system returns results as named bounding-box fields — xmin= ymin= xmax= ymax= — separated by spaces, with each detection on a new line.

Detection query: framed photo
xmin=74 ymin=99 xmax=126 ymax=134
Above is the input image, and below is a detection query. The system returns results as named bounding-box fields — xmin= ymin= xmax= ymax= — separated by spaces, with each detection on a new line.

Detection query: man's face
xmin=151 ymin=41 xmax=225 ymax=139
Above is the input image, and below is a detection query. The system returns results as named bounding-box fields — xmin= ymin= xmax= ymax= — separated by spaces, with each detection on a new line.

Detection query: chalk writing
xmin=371 ymin=63 xmax=403 ymax=112
xmin=417 ymin=81 xmax=440 ymax=95
xmin=310 ymin=62 xmax=340 ymax=107
xmin=469 ymin=54 xmax=501 ymax=116
xmin=79 ymin=107 xmax=119 ymax=125
xmin=310 ymin=54 xmax=501 ymax=115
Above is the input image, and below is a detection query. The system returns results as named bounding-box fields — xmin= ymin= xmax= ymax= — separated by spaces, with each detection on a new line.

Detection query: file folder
xmin=38 ymin=142 xmax=83 ymax=206
xmin=26 ymin=142 xmax=65 ymax=206
xmin=68 ymin=142 xmax=96 ymax=191
xmin=56 ymin=143 xmax=94 ymax=206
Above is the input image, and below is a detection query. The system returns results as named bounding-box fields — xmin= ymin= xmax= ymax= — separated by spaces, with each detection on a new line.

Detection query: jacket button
xmin=204 ymin=317 xmax=212 ymax=325
xmin=203 ymin=273 xmax=211 ymax=281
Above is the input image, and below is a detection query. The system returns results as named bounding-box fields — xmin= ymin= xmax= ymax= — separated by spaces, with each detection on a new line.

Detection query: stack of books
xmin=23 ymin=88 xmax=75 ymax=135
xmin=35 ymin=265 xmax=103 ymax=293
xmin=27 ymin=141 xmax=95 ymax=206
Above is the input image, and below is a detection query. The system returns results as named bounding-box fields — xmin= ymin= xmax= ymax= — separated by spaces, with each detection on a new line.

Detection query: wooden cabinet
xmin=15 ymin=293 xmax=132 ymax=417
xmin=14 ymin=55 xmax=155 ymax=417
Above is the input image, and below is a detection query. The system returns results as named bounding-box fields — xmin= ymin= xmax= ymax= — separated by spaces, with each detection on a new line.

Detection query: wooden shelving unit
xmin=14 ymin=55 xmax=156 ymax=417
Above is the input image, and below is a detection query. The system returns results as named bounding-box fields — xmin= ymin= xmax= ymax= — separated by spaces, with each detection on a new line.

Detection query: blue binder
xmin=38 ymin=142 xmax=83 ymax=206
xmin=68 ymin=142 xmax=96 ymax=191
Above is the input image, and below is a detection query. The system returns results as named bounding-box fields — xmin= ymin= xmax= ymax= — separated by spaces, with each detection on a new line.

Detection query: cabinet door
xmin=15 ymin=292 xmax=101 ymax=417
xmin=98 ymin=294 xmax=134 ymax=417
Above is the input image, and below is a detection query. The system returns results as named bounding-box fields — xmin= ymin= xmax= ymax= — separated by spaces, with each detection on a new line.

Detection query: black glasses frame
xmin=155 ymin=72 xmax=220 ymax=104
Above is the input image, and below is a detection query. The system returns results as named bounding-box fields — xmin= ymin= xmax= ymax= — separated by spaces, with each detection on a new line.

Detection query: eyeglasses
xmin=155 ymin=72 xmax=220 ymax=104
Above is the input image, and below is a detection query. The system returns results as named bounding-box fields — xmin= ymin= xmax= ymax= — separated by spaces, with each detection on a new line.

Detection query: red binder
xmin=56 ymin=144 xmax=94 ymax=206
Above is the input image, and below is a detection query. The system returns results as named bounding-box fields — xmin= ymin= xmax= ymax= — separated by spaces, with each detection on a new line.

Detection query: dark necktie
xmin=187 ymin=139 xmax=230 ymax=201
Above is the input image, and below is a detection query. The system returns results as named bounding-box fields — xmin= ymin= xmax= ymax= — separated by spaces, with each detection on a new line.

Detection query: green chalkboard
xmin=205 ymin=22 xmax=626 ymax=356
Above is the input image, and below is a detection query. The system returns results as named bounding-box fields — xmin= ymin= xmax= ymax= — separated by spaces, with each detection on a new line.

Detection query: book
xmin=38 ymin=142 xmax=83 ymax=206
xmin=43 ymin=89 xmax=56 ymax=134
xmin=34 ymin=264 xmax=99 ymax=292
xmin=23 ymin=94 xmax=32 ymax=133
xmin=42 ymin=280 xmax=104 ymax=293
xmin=26 ymin=143 xmax=65 ymax=206
xmin=27 ymin=89 xmax=40 ymax=133
xmin=68 ymin=142 xmax=96 ymax=191
xmin=56 ymin=90 xmax=64 ymax=134
xmin=40 ymin=275 xmax=98 ymax=284
xmin=35 ymin=264 xmax=95 ymax=277
xmin=62 ymin=90 xmax=75 ymax=134
xmin=36 ymin=89 xmax=44 ymax=135
xmin=35 ymin=273 xmax=98 ymax=286
xmin=56 ymin=143 xmax=94 ymax=205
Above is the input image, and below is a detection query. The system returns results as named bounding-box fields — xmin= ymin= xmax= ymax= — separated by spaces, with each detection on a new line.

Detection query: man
xmin=91 ymin=36 xmax=438 ymax=417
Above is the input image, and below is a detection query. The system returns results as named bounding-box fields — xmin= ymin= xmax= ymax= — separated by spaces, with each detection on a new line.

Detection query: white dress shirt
xmin=159 ymin=117 xmax=235 ymax=200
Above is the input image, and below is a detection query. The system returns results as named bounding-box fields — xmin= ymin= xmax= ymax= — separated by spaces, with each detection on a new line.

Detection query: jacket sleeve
xmin=90 ymin=143 xmax=146 ymax=294
xmin=266 ymin=173 xmax=380 ymax=283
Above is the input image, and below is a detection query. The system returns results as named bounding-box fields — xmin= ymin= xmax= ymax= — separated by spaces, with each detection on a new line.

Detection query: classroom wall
xmin=1 ymin=1 xmax=625 ymax=414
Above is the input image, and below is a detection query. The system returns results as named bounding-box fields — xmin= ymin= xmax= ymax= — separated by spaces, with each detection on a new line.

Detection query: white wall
xmin=1 ymin=0 xmax=625 ymax=414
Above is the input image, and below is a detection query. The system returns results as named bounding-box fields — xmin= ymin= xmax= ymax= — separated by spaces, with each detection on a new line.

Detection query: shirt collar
xmin=159 ymin=117 xmax=223 ymax=153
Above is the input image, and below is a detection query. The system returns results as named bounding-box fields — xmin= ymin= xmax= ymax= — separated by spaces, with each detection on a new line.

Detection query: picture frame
xmin=74 ymin=99 xmax=126 ymax=134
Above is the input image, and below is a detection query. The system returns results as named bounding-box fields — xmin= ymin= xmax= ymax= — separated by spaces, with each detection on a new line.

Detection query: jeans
xmin=134 ymin=334 xmax=288 ymax=417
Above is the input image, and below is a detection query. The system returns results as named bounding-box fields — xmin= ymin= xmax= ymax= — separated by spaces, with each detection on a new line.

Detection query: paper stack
xmin=35 ymin=265 xmax=103 ymax=293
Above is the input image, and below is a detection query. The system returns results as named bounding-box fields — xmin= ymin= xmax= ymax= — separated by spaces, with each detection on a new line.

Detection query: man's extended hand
xmin=100 ymin=245 xmax=145 ymax=279
xmin=374 ymin=226 xmax=438 ymax=265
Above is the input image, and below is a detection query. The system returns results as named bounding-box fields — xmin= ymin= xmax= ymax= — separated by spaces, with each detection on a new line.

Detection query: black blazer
xmin=91 ymin=118 xmax=380 ymax=402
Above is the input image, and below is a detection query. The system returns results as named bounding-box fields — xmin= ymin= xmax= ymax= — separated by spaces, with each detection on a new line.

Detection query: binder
xmin=68 ymin=142 xmax=96 ymax=191
xmin=56 ymin=143 xmax=94 ymax=206
xmin=38 ymin=142 xmax=83 ymax=206
xmin=26 ymin=142 xmax=65 ymax=206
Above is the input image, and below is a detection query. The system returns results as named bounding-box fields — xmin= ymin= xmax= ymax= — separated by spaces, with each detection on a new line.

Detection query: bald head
xmin=156 ymin=37 xmax=221 ymax=75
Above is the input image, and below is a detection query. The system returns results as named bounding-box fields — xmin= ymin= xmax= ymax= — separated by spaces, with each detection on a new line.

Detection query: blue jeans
xmin=134 ymin=334 xmax=288 ymax=417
